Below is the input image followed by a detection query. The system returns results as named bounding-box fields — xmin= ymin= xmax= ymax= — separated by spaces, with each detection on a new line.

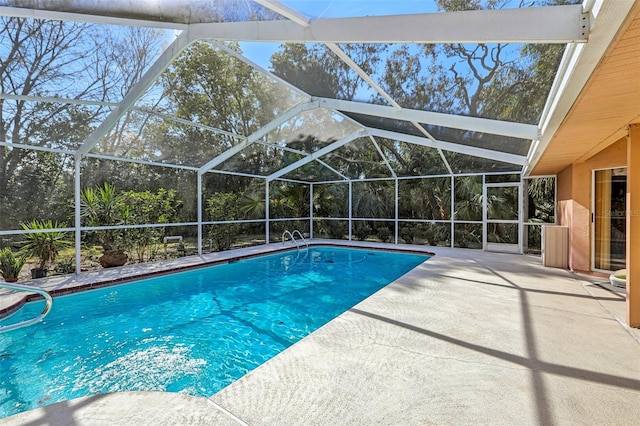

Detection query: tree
xmin=0 ymin=18 xmax=101 ymax=228
xmin=143 ymin=41 xmax=287 ymax=170
xmin=271 ymin=43 xmax=385 ymax=101
xmin=118 ymin=188 xmax=183 ymax=261
xmin=352 ymin=181 xmax=394 ymax=219
xmin=376 ymin=0 xmax=565 ymax=176
xmin=206 ymin=192 xmax=241 ymax=251
xmin=0 ymin=17 xmax=166 ymax=230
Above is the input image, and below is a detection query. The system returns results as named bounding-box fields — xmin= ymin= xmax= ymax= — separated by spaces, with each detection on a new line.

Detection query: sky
xmin=239 ymin=1 xmax=439 ymax=72
xmin=279 ymin=0 xmax=438 ymax=19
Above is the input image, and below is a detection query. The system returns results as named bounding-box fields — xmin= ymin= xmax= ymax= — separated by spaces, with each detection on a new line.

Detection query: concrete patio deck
xmin=2 ymin=243 xmax=639 ymax=425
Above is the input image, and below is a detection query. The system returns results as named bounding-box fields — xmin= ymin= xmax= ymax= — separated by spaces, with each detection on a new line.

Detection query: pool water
xmin=0 ymin=247 xmax=428 ymax=417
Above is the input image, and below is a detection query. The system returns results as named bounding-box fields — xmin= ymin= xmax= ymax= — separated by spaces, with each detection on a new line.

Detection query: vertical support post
xmin=197 ymin=171 xmax=203 ymax=255
xmin=482 ymin=174 xmax=488 ymax=251
xmin=348 ymin=181 xmax=353 ymax=241
xmin=518 ymin=179 xmax=524 ymax=254
xmin=395 ymin=178 xmax=399 ymax=244
xmin=265 ymin=179 xmax=270 ymax=244
xmin=450 ymin=175 xmax=455 ymax=248
xmin=523 ymin=178 xmax=529 ymax=253
xmin=74 ymin=154 xmax=82 ymax=275
xmin=309 ymin=183 xmax=314 ymax=239
xmin=627 ymin=124 xmax=640 ymax=327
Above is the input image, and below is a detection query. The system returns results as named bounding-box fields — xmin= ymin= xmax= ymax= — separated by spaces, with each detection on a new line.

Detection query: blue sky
xmin=279 ymin=0 xmax=438 ymax=19
xmin=240 ymin=1 xmax=439 ymax=71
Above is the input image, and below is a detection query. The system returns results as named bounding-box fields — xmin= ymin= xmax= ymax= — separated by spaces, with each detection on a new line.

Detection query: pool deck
xmin=2 ymin=241 xmax=639 ymax=425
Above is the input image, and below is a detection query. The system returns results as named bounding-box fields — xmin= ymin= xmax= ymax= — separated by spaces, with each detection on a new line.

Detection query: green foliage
xmin=326 ymin=221 xmax=347 ymax=239
xmin=454 ymin=176 xmax=483 ymax=221
xmin=19 ymin=220 xmax=72 ymax=270
xmin=206 ymin=192 xmax=240 ymax=251
xmin=54 ymin=258 xmax=75 ymax=275
xmin=399 ymin=223 xmax=416 ymax=244
xmin=352 ymin=181 xmax=393 ymax=219
xmin=527 ymin=177 xmax=555 ymax=223
xmin=80 ymin=183 xmax=125 ymax=250
xmin=376 ymin=226 xmax=392 ymax=243
xmin=353 ymin=223 xmax=371 ymax=241
xmin=487 ymin=186 xmax=518 ymax=221
xmin=0 ymin=247 xmax=26 ymax=281
xmin=398 ymin=178 xmax=451 ymax=220
xmin=80 ymin=183 xmax=183 ymax=261
xmin=454 ymin=224 xmax=482 ymax=249
xmin=271 ymin=44 xmax=385 ymax=100
xmin=238 ymin=192 xmax=265 ymax=219
xmin=118 ymin=188 xmax=182 ymax=261
xmin=269 ymin=182 xmax=310 ymax=219
xmin=147 ymin=41 xmax=291 ymax=168
xmin=313 ymin=185 xmax=348 ymax=218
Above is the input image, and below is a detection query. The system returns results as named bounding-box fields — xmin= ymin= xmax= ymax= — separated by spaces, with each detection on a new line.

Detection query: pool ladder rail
xmin=0 ymin=282 xmax=53 ymax=333
xmin=282 ymin=229 xmax=309 ymax=251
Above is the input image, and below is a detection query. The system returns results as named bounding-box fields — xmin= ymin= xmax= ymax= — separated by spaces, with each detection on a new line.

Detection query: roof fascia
xmin=526 ymin=0 xmax=635 ymax=175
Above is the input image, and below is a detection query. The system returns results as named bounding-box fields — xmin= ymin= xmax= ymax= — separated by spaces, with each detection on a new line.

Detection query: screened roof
xmin=0 ymin=0 xmax=606 ymax=183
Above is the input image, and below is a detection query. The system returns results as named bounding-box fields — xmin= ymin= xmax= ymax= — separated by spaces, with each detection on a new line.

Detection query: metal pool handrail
xmin=291 ymin=230 xmax=309 ymax=249
xmin=282 ymin=230 xmax=300 ymax=250
xmin=282 ymin=230 xmax=309 ymax=251
xmin=0 ymin=282 xmax=53 ymax=333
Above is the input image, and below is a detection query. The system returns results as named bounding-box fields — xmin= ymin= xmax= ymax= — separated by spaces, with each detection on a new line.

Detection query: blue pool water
xmin=0 ymin=247 xmax=428 ymax=417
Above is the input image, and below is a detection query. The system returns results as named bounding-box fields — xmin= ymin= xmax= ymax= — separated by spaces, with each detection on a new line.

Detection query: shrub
xmin=55 ymin=258 xmax=75 ymax=275
xmin=376 ymin=226 xmax=392 ymax=243
xmin=20 ymin=220 xmax=72 ymax=270
xmin=399 ymin=224 xmax=416 ymax=244
xmin=0 ymin=248 xmax=26 ymax=282
xmin=354 ymin=224 xmax=371 ymax=241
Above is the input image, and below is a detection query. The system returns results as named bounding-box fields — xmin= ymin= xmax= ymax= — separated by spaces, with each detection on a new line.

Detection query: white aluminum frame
xmin=190 ymin=6 xmax=587 ymax=44
xmin=0 ymin=1 xmax=586 ymax=272
xmin=483 ymin=181 xmax=523 ymax=254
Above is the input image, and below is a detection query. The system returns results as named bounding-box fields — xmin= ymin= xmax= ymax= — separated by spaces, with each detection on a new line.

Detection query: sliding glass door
xmin=593 ymin=168 xmax=626 ymax=272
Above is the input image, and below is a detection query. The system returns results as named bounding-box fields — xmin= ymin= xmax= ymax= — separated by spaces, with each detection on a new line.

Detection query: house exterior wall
xmin=556 ymin=138 xmax=627 ymax=272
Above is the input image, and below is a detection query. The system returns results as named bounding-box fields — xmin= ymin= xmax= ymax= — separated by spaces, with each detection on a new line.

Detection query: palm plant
xmin=352 ymin=181 xmax=393 ymax=219
xmin=0 ymin=248 xmax=27 ymax=282
xmin=238 ymin=191 xmax=265 ymax=219
xmin=454 ymin=176 xmax=483 ymax=221
xmin=20 ymin=220 xmax=72 ymax=277
xmin=313 ymin=184 xmax=348 ymax=217
xmin=80 ymin=182 xmax=124 ymax=250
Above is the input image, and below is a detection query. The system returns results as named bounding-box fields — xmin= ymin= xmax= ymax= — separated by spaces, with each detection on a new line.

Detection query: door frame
xmin=483 ymin=180 xmax=523 ymax=254
xmin=591 ymin=166 xmax=627 ymax=273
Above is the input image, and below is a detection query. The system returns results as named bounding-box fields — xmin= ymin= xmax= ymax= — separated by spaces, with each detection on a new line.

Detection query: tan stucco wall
xmin=556 ymin=138 xmax=627 ymax=272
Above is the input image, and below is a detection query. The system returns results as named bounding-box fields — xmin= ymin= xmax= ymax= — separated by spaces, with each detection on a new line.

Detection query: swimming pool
xmin=0 ymin=246 xmax=429 ymax=417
